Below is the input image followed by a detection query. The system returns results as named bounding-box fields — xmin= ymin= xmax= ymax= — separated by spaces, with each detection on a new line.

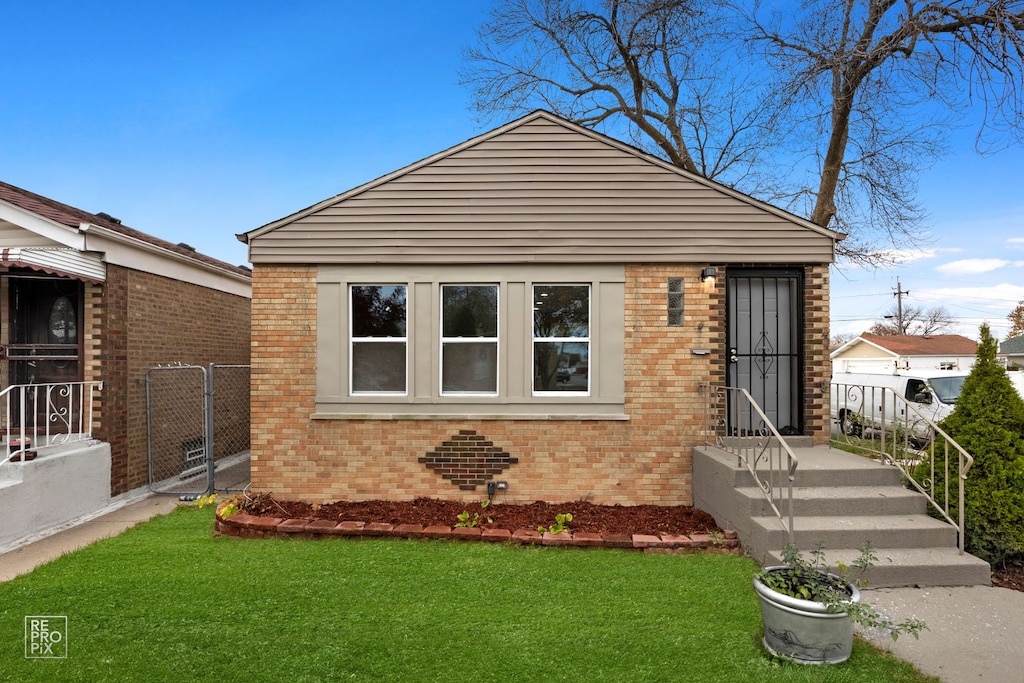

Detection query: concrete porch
xmin=0 ymin=441 xmax=112 ymax=549
xmin=693 ymin=440 xmax=991 ymax=587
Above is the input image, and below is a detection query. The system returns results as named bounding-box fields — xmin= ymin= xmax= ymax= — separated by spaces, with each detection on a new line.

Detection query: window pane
xmin=442 ymin=342 xmax=498 ymax=393
xmin=534 ymin=341 xmax=589 ymax=392
xmin=442 ymin=285 xmax=497 ymax=337
xmin=534 ymin=285 xmax=589 ymax=338
xmin=352 ymin=342 xmax=406 ymax=392
xmin=48 ymin=296 xmax=77 ymax=344
xmin=351 ymin=285 xmax=406 ymax=337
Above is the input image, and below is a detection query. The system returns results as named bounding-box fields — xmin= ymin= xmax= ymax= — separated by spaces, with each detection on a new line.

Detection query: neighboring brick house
xmin=831 ymin=333 xmax=978 ymax=374
xmin=0 ymin=180 xmax=251 ymax=495
xmin=238 ymin=111 xmax=840 ymax=507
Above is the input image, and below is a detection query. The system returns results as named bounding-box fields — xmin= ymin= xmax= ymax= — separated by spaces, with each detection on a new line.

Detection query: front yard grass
xmin=0 ymin=506 xmax=935 ymax=682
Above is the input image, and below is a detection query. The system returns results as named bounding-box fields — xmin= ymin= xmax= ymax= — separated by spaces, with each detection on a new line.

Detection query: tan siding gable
xmin=248 ymin=112 xmax=837 ymax=264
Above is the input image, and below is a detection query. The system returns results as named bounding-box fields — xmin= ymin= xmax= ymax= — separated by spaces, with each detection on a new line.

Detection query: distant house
xmin=999 ymin=336 xmax=1024 ymax=369
xmin=0 ymin=180 xmax=251 ymax=497
xmin=831 ymin=333 xmax=977 ymax=375
xmin=238 ymin=111 xmax=841 ymax=506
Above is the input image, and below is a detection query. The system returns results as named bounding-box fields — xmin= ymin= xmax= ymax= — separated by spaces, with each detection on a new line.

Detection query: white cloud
xmin=912 ymin=282 xmax=1024 ymax=307
xmin=935 ymin=258 xmax=1010 ymax=276
xmin=839 ymin=248 xmax=945 ymax=271
xmin=899 ymin=248 xmax=945 ymax=263
xmin=1007 ymin=237 xmax=1024 ymax=247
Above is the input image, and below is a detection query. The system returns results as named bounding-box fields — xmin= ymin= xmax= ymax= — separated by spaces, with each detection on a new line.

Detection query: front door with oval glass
xmin=6 ymin=278 xmax=84 ymax=432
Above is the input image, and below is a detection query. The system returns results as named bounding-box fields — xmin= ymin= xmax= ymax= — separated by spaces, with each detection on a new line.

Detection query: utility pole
xmin=893 ymin=278 xmax=910 ymax=334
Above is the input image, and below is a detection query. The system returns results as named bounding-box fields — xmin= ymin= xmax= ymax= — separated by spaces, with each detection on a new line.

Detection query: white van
xmin=830 ymin=370 xmax=968 ymax=439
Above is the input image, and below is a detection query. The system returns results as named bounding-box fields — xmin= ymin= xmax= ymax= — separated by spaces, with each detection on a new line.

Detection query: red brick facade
xmin=249 ymin=263 xmax=830 ymax=506
xmin=92 ymin=265 xmax=251 ymax=495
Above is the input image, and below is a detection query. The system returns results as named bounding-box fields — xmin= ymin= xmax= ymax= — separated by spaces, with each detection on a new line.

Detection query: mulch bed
xmin=237 ymin=495 xmax=722 ymax=537
xmin=992 ymin=564 xmax=1024 ymax=593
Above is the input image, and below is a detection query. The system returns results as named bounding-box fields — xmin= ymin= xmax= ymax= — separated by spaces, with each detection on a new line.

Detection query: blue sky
xmin=3 ymin=2 xmax=1022 ymax=340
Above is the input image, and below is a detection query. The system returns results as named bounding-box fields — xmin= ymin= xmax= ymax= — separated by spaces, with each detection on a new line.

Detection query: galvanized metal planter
xmin=753 ymin=567 xmax=861 ymax=664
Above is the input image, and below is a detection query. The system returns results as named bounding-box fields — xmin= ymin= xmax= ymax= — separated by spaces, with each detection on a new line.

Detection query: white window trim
xmin=439 ymin=283 xmax=500 ymax=397
xmin=349 ymin=284 xmax=409 ymax=396
xmin=532 ymin=284 xmax=592 ymax=397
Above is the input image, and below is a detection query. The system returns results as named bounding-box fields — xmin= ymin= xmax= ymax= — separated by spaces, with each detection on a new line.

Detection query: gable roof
xmin=241 ymin=110 xmax=842 ymax=265
xmin=0 ymin=180 xmax=251 ymax=280
xmin=853 ymin=333 xmax=978 ymax=357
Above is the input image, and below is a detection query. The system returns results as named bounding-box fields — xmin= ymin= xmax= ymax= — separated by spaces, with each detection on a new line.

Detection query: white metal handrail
xmin=0 ymin=381 xmax=103 ymax=465
xmin=831 ymin=381 xmax=973 ymax=554
xmin=706 ymin=386 xmax=799 ymax=542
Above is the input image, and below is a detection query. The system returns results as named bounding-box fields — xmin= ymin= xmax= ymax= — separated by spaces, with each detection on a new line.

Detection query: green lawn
xmin=0 ymin=506 xmax=936 ymax=682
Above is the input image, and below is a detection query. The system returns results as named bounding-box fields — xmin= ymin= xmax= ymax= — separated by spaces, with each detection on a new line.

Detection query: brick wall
xmin=95 ymin=265 xmax=251 ymax=495
xmin=804 ymin=264 xmax=832 ymax=443
xmin=252 ymin=262 xmax=830 ymax=507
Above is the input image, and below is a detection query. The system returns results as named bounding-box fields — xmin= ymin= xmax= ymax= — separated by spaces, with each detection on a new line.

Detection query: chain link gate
xmin=146 ymin=364 xmax=250 ymax=496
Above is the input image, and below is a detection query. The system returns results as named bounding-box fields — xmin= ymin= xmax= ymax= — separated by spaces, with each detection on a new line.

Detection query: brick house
xmin=0 ymin=180 xmax=251 ymax=496
xmin=239 ymin=111 xmax=839 ymax=506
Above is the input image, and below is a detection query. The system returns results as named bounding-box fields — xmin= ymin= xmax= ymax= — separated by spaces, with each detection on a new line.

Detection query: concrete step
xmin=750 ymin=514 xmax=957 ymax=553
xmin=735 ymin=485 xmax=926 ymax=518
xmin=693 ymin=444 xmax=902 ymax=488
xmin=762 ymin=546 xmax=992 ymax=588
xmin=693 ymin=442 xmax=991 ymax=587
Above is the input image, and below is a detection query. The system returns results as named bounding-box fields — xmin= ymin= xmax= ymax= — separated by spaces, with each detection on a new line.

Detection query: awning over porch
xmin=0 ymin=247 xmax=106 ymax=283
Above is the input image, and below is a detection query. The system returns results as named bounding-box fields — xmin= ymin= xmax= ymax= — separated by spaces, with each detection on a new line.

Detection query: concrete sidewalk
xmin=0 ymin=494 xmax=182 ymax=582
xmin=859 ymin=585 xmax=1024 ymax=683
xmin=0 ymin=455 xmax=250 ymax=582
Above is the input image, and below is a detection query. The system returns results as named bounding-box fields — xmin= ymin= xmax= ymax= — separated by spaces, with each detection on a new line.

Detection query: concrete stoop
xmin=693 ymin=443 xmax=991 ymax=588
xmin=0 ymin=442 xmax=113 ymax=549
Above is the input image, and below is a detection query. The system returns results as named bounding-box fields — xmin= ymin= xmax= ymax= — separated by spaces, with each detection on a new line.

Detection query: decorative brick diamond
xmin=418 ymin=429 xmax=518 ymax=490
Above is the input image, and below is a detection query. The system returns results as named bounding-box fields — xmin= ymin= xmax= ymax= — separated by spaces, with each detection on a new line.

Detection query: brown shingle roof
xmin=0 ymin=180 xmax=250 ymax=278
xmin=860 ymin=333 xmax=977 ymax=356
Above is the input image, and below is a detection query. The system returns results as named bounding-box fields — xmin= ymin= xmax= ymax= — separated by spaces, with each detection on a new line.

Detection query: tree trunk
xmin=810 ymin=89 xmax=856 ymax=229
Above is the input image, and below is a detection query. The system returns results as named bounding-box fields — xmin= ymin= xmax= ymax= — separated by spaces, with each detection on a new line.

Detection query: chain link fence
xmin=146 ymin=364 xmax=250 ymax=496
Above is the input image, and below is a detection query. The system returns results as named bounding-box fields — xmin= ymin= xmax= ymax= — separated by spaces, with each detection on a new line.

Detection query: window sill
xmin=311 ymin=412 xmax=630 ymax=421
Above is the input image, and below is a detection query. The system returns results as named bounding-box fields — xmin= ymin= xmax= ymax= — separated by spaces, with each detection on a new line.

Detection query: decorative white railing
xmin=705 ymin=386 xmax=799 ymax=542
xmin=831 ymin=381 xmax=973 ymax=554
xmin=0 ymin=381 xmax=103 ymax=465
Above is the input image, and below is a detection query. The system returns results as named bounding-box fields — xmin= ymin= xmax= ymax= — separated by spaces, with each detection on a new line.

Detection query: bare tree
xmin=1007 ymin=300 xmax=1024 ymax=339
xmin=868 ymin=303 xmax=956 ymax=335
xmin=745 ymin=0 xmax=1024 ymax=262
xmin=832 ymin=331 xmax=857 ymax=346
xmin=462 ymin=0 xmax=1024 ymax=263
xmin=461 ymin=0 xmax=783 ymax=189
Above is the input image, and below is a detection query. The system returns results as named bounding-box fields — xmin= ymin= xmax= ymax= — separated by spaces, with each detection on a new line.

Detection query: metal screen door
xmin=726 ymin=269 xmax=803 ymax=435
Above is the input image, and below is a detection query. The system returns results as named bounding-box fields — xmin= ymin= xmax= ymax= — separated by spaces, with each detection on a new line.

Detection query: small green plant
xmin=756 ymin=541 xmax=926 ymax=641
xmin=455 ymin=500 xmax=492 ymax=528
xmin=196 ymin=493 xmax=218 ymax=508
xmin=196 ymin=493 xmax=238 ymax=518
xmin=538 ymin=512 xmax=573 ymax=534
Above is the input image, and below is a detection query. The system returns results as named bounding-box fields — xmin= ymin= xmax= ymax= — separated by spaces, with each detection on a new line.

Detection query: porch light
xmin=700 ymin=267 xmax=717 ymax=288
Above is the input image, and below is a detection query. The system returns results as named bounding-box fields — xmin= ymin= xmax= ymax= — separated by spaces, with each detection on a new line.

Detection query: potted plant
xmin=753 ymin=542 xmax=926 ymax=664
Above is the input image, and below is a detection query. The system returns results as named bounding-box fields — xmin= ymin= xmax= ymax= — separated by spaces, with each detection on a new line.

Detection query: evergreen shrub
xmin=917 ymin=324 xmax=1024 ymax=565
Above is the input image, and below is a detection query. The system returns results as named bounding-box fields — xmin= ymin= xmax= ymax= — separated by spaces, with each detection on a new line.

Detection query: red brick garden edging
xmin=214 ymin=504 xmax=740 ymax=553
